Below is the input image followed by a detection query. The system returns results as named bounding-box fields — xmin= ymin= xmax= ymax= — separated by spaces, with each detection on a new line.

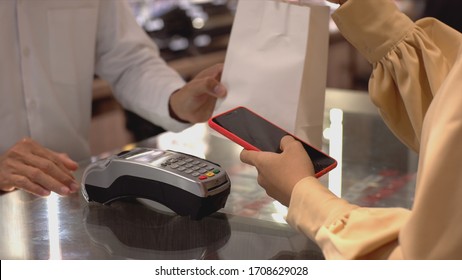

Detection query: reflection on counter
xmin=47 ymin=193 xmax=62 ymax=260
xmin=83 ymin=199 xmax=323 ymax=260
xmin=83 ymin=200 xmax=231 ymax=259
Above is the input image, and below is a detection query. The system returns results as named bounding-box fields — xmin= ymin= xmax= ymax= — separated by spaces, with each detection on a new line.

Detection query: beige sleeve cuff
xmin=332 ymin=0 xmax=415 ymax=63
xmin=286 ymin=177 xmax=358 ymax=240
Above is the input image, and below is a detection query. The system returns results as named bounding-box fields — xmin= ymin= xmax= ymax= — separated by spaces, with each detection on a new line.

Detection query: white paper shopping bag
xmin=214 ymin=0 xmax=330 ymax=148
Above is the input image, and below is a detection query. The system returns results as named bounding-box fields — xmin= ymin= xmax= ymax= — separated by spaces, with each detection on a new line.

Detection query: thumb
xmin=189 ymin=77 xmax=227 ymax=98
xmin=240 ymin=149 xmax=259 ymax=166
xmin=280 ymin=135 xmax=296 ymax=151
xmin=195 ymin=63 xmax=223 ymax=80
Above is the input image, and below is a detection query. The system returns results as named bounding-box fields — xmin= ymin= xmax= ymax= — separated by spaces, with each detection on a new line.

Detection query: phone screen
xmin=209 ymin=107 xmax=337 ymax=176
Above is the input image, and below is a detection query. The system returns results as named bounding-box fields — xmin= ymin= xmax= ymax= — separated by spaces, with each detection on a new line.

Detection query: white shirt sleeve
xmin=94 ymin=0 xmax=190 ymax=132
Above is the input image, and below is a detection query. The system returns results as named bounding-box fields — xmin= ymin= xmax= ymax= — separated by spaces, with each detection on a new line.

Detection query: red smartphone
xmin=208 ymin=106 xmax=337 ymax=178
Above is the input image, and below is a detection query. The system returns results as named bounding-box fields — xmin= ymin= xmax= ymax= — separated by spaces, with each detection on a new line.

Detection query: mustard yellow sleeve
xmin=332 ymin=0 xmax=457 ymax=152
xmin=286 ymin=178 xmax=410 ymax=259
xmin=286 ymin=0 xmax=462 ymax=259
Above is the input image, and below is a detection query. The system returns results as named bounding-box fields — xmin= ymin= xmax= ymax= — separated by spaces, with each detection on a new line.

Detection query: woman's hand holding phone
xmin=240 ymin=135 xmax=315 ymax=206
xmin=208 ymin=106 xmax=337 ymax=177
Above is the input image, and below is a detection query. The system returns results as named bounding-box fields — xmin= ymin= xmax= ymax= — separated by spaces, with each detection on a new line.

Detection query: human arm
xmin=94 ymin=1 xmax=226 ymax=131
xmin=240 ymin=135 xmax=410 ymax=259
xmin=332 ymin=0 xmax=458 ymax=151
xmin=337 ymin=0 xmax=462 ymax=259
xmin=0 ymin=138 xmax=79 ymax=197
xmin=263 ymin=0 xmax=462 ymax=259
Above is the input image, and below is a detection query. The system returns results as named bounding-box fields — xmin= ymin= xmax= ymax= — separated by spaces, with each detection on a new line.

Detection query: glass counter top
xmin=0 ymin=89 xmax=417 ymax=260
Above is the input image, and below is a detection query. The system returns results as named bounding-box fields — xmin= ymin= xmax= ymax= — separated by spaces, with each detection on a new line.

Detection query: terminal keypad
xmin=161 ymin=155 xmax=220 ymax=180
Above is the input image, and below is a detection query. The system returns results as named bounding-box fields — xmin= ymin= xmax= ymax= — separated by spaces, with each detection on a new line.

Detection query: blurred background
xmin=90 ymin=0 xmax=460 ymax=155
xmin=128 ymin=0 xmax=236 ymax=65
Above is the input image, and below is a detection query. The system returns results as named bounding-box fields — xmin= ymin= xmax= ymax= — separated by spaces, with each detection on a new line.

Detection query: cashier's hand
xmin=169 ymin=63 xmax=227 ymax=123
xmin=240 ymin=135 xmax=315 ymax=206
xmin=0 ymin=138 xmax=79 ymax=197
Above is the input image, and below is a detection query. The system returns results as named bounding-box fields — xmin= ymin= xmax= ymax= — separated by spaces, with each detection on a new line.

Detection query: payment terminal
xmin=81 ymin=148 xmax=231 ymax=220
